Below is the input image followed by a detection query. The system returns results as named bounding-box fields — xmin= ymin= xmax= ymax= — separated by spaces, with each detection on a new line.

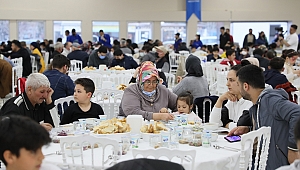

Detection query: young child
xmin=60 ymin=78 xmax=104 ymax=125
xmin=176 ymin=91 xmax=201 ymax=121
xmin=0 ymin=115 xmax=60 ymax=170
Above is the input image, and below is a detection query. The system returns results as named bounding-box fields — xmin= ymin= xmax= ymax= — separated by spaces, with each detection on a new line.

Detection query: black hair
xmin=131 ymin=43 xmax=138 ymax=49
xmin=142 ymin=45 xmax=152 ymax=52
xmin=269 ymin=57 xmax=285 ymax=70
xmin=113 ymin=49 xmax=123 ymax=56
xmin=52 ymin=54 xmax=70 ymax=69
xmin=212 ymin=47 xmax=219 ymax=52
xmin=196 ymin=34 xmax=200 ymax=39
xmin=56 ymin=38 xmax=62 ymax=43
xmin=11 ymin=40 xmax=21 ymax=48
xmin=40 ymin=42 xmax=46 ymax=46
xmin=113 ymin=40 xmax=120 ymax=46
xmin=266 ymin=51 xmax=275 ymax=60
xmin=230 ymin=60 xmax=250 ymax=72
xmin=270 ymin=43 xmax=277 ymax=49
xmin=98 ymin=46 xmax=107 ymax=53
xmin=99 ymin=30 xmax=104 ymax=33
xmin=75 ymin=78 xmax=95 ymax=94
xmin=49 ymin=40 xmax=53 ymax=44
xmin=291 ymin=24 xmax=298 ymax=30
xmin=226 ymin=49 xmax=235 ymax=57
xmin=242 ymin=47 xmax=249 ymax=51
xmin=126 ymin=39 xmax=132 ymax=45
xmin=201 ymin=45 xmax=207 ymax=49
xmin=207 ymin=45 xmax=212 ymax=52
xmin=72 ymin=29 xmax=76 ymax=33
xmin=281 ymin=49 xmax=298 ymax=59
xmin=177 ymin=91 xmax=193 ymax=106
xmin=213 ymin=44 xmax=219 ymax=48
xmin=224 ymin=46 xmax=231 ymax=51
xmin=220 ymin=27 xmax=225 ymax=30
xmin=241 ymin=60 xmax=251 ymax=66
xmin=65 ymin=30 xmax=70 ymax=34
xmin=236 ymin=65 xmax=265 ymax=89
xmin=253 ymin=48 xmax=264 ymax=56
xmin=294 ymin=117 xmax=300 ymax=142
xmin=0 ymin=115 xmax=51 ymax=166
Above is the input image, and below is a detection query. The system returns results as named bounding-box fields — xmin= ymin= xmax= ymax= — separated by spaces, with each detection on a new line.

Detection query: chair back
xmin=11 ymin=57 xmax=23 ymax=67
xmin=132 ymin=148 xmax=196 ymax=170
xmin=70 ymin=60 xmax=83 ymax=71
xmin=54 ymin=96 xmax=75 ymax=117
xmin=92 ymin=89 xmax=124 ymax=119
xmin=30 ymin=55 xmax=38 ymax=73
xmin=12 ymin=66 xmax=23 ymax=97
xmin=178 ymin=51 xmax=190 ymax=57
xmin=43 ymin=52 xmax=50 ymax=68
xmin=193 ymin=96 xmax=219 ymax=123
xmin=60 ymin=135 xmax=119 ymax=170
xmin=164 ymin=73 xmax=175 ymax=88
xmin=169 ymin=53 xmax=181 ymax=74
xmin=240 ymin=126 xmax=271 ymax=170
xmin=292 ymin=91 xmax=300 ymax=104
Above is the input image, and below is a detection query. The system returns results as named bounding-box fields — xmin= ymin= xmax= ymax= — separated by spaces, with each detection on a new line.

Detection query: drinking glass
xmin=130 ymin=134 xmax=139 ymax=148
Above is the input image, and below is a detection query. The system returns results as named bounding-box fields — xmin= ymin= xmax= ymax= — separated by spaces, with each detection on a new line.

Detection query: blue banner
xmin=186 ymin=0 xmax=201 ymax=21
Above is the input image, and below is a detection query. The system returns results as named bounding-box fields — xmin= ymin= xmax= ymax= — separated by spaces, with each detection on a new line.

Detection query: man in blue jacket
xmin=67 ymin=29 xmax=83 ymax=44
xmin=110 ymin=49 xmax=138 ymax=70
xmin=174 ymin=33 xmax=182 ymax=52
xmin=229 ymin=65 xmax=300 ymax=170
xmin=192 ymin=34 xmax=203 ymax=49
xmin=99 ymin=30 xmax=112 ymax=48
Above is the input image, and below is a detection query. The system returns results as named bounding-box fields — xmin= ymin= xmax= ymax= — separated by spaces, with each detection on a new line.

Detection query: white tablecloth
xmin=43 ymin=135 xmax=241 ymax=170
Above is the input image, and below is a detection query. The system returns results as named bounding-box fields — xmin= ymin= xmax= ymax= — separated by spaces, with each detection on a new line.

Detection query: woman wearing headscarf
xmin=30 ymin=42 xmax=45 ymax=73
xmin=119 ymin=61 xmax=177 ymax=120
xmin=172 ymin=55 xmax=209 ymax=99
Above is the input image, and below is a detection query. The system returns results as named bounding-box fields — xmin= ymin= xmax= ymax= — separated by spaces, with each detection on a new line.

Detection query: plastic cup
xmin=99 ymin=115 xmax=107 ymax=122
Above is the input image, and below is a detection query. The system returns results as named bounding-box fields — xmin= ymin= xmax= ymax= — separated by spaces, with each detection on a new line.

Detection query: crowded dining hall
xmin=1 ymin=0 xmax=300 ymax=169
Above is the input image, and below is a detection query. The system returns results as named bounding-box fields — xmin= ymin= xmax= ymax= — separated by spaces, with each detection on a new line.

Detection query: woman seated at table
xmin=30 ymin=42 xmax=45 ymax=73
xmin=119 ymin=62 xmax=177 ymax=121
xmin=281 ymin=49 xmax=300 ymax=83
xmin=155 ymin=46 xmax=170 ymax=73
xmin=60 ymin=78 xmax=104 ymax=125
xmin=209 ymin=62 xmax=253 ymax=130
xmin=172 ymin=55 xmax=209 ymax=99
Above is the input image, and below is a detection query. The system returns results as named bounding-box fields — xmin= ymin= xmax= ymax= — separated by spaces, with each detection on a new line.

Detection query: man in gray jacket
xmin=228 ymin=65 xmax=300 ymax=170
xmin=88 ymin=46 xmax=110 ymax=68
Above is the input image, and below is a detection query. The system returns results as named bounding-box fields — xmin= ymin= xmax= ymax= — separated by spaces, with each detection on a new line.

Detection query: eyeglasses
xmin=144 ymin=80 xmax=159 ymax=85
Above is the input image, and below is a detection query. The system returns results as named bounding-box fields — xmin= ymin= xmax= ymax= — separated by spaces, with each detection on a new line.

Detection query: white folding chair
xmin=132 ymin=148 xmax=196 ymax=170
xmin=178 ymin=51 xmax=190 ymax=58
xmin=11 ymin=66 xmax=23 ymax=97
xmin=169 ymin=53 xmax=181 ymax=74
xmin=30 ymin=55 xmax=38 ymax=73
xmin=92 ymin=89 xmax=123 ymax=119
xmin=60 ymin=136 xmax=119 ymax=170
xmin=11 ymin=57 xmax=23 ymax=67
xmin=70 ymin=60 xmax=83 ymax=71
xmin=43 ymin=52 xmax=49 ymax=68
xmin=240 ymin=126 xmax=271 ymax=170
xmin=216 ymin=71 xmax=228 ymax=95
xmin=54 ymin=96 xmax=75 ymax=121
xmin=292 ymin=91 xmax=300 ymax=104
xmin=164 ymin=72 xmax=175 ymax=88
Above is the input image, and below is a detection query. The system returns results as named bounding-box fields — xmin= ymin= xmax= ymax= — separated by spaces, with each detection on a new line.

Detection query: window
xmin=0 ymin=21 xmax=9 ymax=42
xmin=161 ymin=22 xmax=186 ymax=45
xmin=231 ymin=22 xmax=288 ymax=47
xmin=54 ymin=21 xmax=81 ymax=43
xmin=92 ymin=21 xmax=119 ymax=43
xmin=128 ymin=22 xmax=152 ymax=44
xmin=197 ymin=22 xmax=224 ymax=45
xmin=18 ymin=21 xmax=45 ymax=44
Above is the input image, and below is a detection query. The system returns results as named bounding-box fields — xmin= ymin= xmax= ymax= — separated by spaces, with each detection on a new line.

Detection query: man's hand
xmin=228 ymin=126 xmax=249 ymax=136
xmin=45 ymin=88 xmax=54 ymax=105
xmin=177 ymin=76 xmax=183 ymax=83
xmin=41 ymin=123 xmax=53 ymax=131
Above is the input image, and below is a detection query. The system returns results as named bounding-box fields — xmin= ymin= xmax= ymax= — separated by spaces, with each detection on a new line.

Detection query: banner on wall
xmin=186 ymin=0 xmax=201 ymax=21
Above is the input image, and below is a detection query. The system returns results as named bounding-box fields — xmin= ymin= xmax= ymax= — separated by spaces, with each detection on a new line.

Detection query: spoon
xmin=213 ymin=145 xmax=240 ymax=152
xmin=104 ymin=155 xmax=113 ymax=164
xmin=44 ymin=151 xmax=62 ymax=156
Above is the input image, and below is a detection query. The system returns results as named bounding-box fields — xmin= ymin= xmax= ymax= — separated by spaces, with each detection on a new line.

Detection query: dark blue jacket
xmin=206 ymin=54 xmax=221 ymax=62
xmin=67 ymin=34 xmax=83 ymax=44
xmin=99 ymin=34 xmax=112 ymax=48
xmin=256 ymin=37 xmax=268 ymax=46
xmin=110 ymin=55 xmax=138 ymax=70
xmin=43 ymin=69 xmax=75 ymax=101
xmin=192 ymin=40 xmax=203 ymax=49
xmin=174 ymin=38 xmax=182 ymax=51
xmin=264 ymin=69 xmax=289 ymax=89
xmin=67 ymin=50 xmax=89 ymax=67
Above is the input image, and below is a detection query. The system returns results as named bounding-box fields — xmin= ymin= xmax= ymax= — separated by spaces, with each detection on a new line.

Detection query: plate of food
xmin=140 ymin=121 xmax=168 ymax=142
xmin=92 ymin=118 xmax=131 ymax=141
xmin=83 ymin=66 xmax=97 ymax=72
xmin=110 ymin=66 xmax=125 ymax=70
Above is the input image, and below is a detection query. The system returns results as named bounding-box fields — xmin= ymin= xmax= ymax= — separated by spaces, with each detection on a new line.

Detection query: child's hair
xmin=75 ymin=78 xmax=95 ymax=95
xmin=177 ymin=91 xmax=194 ymax=106
xmin=0 ymin=115 xmax=51 ymax=166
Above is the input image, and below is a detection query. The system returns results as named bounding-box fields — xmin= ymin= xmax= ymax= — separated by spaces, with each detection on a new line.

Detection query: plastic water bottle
xmin=202 ymin=130 xmax=211 ymax=147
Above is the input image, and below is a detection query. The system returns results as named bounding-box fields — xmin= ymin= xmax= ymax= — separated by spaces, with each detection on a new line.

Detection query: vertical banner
xmin=186 ymin=0 xmax=201 ymax=21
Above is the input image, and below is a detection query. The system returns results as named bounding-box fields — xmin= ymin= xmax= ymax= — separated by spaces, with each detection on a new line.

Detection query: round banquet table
xmin=42 ymin=134 xmax=242 ymax=170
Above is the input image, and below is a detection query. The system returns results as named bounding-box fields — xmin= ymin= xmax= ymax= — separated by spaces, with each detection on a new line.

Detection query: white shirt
xmin=209 ymin=98 xmax=253 ymax=130
xmin=283 ymin=32 xmax=299 ymax=51
xmin=283 ymin=63 xmax=298 ymax=83
xmin=61 ymin=48 xmax=71 ymax=57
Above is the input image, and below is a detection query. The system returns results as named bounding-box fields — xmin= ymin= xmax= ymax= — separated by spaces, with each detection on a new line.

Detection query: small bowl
xmin=203 ymin=123 xmax=219 ymax=130
xmin=211 ymin=133 xmax=218 ymax=142
xmin=65 ymin=146 xmax=81 ymax=157
xmin=59 ymin=124 xmax=73 ymax=134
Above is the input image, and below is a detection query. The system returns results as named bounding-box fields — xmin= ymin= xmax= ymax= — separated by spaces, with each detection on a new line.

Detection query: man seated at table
xmin=44 ymin=54 xmax=74 ymax=102
xmin=60 ymin=78 xmax=104 ymax=125
xmin=0 ymin=73 xmax=55 ymax=131
xmin=110 ymin=49 xmax=138 ymax=70
xmin=67 ymin=42 xmax=89 ymax=68
xmin=228 ymin=65 xmax=300 ymax=169
xmin=50 ymin=42 xmax=63 ymax=62
xmin=0 ymin=115 xmax=60 ymax=170
xmin=88 ymin=46 xmax=110 ymax=68
xmin=207 ymin=47 xmax=221 ymax=62
xmin=220 ymin=49 xmax=241 ymax=67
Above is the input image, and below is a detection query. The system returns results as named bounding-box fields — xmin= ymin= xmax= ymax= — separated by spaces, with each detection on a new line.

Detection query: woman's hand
xmin=133 ymin=67 xmax=140 ymax=78
xmin=159 ymin=108 xmax=168 ymax=113
xmin=219 ymin=92 xmax=237 ymax=102
xmin=177 ymin=76 xmax=183 ymax=83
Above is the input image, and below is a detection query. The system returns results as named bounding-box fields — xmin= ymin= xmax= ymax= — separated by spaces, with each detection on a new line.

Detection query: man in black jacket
xmin=9 ymin=40 xmax=32 ymax=77
xmin=219 ymin=27 xmax=230 ymax=50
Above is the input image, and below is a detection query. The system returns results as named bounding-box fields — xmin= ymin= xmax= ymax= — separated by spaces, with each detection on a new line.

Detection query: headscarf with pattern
xmin=138 ymin=61 xmax=159 ymax=86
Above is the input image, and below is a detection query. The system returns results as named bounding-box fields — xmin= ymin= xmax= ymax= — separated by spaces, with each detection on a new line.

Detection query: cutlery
xmin=44 ymin=151 xmax=62 ymax=156
xmin=213 ymin=145 xmax=240 ymax=152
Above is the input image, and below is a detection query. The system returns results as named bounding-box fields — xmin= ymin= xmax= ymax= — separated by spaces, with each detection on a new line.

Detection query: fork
xmin=44 ymin=151 xmax=62 ymax=156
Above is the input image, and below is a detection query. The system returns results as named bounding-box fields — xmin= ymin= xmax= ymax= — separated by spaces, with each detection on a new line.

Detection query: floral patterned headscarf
xmin=138 ymin=61 xmax=159 ymax=86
